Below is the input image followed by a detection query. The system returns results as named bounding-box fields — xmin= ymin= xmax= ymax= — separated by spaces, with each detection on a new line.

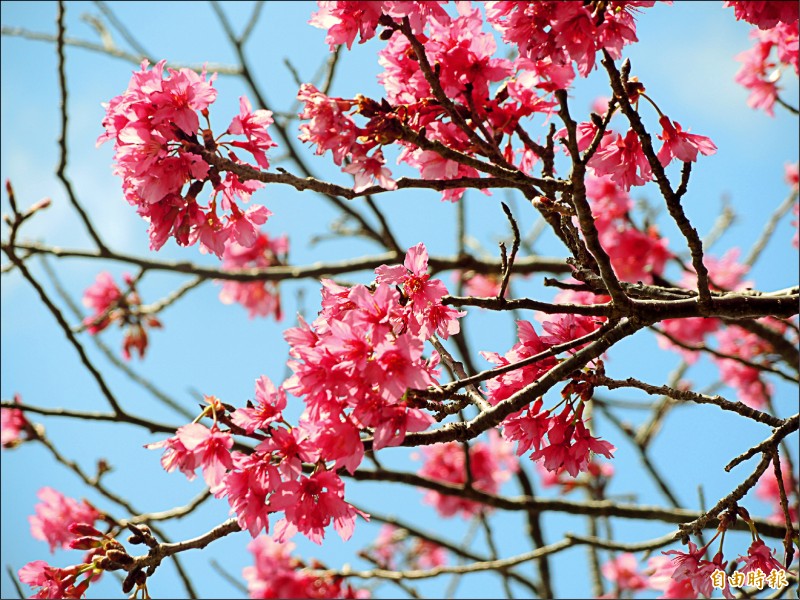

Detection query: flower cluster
xmin=600 ymin=552 xmax=648 ymax=597
xmin=218 ymin=231 xmax=289 ymax=320
xmin=733 ymin=11 xmax=799 ymax=117
xmin=18 ymin=560 xmax=99 ymax=600
xmin=82 ymin=271 xmax=161 ymax=360
xmin=147 ymin=244 xmax=461 ymax=545
xmin=29 ymin=488 xmax=103 ymax=554
xmin=756 ymin=459 xmax=799 ymax=524
xmin=99 ymin=60 xmax=275 ymax=255
xmin=297 ymin=83 xmax=399 ymax=196
xmin=366 ymin=525 xmax=448 ymax=570
xmin=596 ymin=510 xmax=796 ymax=600
xmin=477 ymin=286 xmax=616 ymax=478
xmin=485 ymin=1 xmax=654 ymax=78
xmin=19 ymin=521 xmax=146 ymax=599
xmin=284 ymin=242 xmax=461 ymax=452
xmin=724 ymin=1 xmax=799 ymax=30
xmin=306 ymin=4 xmax=558 ymax=201
xmin=416 ymin=430 xmax=518 ymax=518
xmin=243 ymin=535 xmax=368 ymax=599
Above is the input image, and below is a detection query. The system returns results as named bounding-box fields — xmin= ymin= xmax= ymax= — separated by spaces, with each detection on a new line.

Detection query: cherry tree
xmin=1 ymin=1 xmax=798 ymax=598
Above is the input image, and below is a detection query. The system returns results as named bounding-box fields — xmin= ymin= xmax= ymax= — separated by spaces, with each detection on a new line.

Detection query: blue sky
xmin=1 ymin=2 xmax=798 ymax=598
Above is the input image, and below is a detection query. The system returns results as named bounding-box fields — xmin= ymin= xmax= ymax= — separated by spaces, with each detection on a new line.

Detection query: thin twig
xmin=56 ymin=2 xmax=109 ymax=253
xmin=497 ymin=202 xmax=520 ymax=301
xmin=0 ymin=27 xmax=242 ymax=74
xmin=744 ymin=189 xmax=799 ymax=267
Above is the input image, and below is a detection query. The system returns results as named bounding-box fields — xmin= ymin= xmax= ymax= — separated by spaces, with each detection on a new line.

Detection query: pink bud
xmin=68 ymin=522 xmax=103 ymax=537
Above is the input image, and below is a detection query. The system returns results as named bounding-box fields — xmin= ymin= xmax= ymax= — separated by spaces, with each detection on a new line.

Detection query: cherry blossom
xmin=734 ymin=21 xmax=799 ymax=117
xmin=370 ymin=525 xmax=447 ymax=570
xmin=756 ymin=459 xmax=799 ymax=523
xmin=29 ymin=488 xmax=102 ymax=553
xmin=590 ymin=129 xmax=653 ymax=191
xmin=736 ymin=539 xmax=786 ymax=575
xmin=485 ymin=1 xmax=654 ymax=79
xmin=175 ymin=422 xmax=234 ymax=490
xmin=724 ymin=1 xmax=799 ymax=30
xmin=82 ymin=271 xmax=162 ymax=361
xmin=243 ymin=535 xmax=369 ymax=599
xmin=100 ymin=61 xmax=276 ymax=254
xmin=644 ymin=555 xmax=699 ymax=599
xmin=656 ymin=115 xmax=718 ymax=166
xmin=601 ymin=552 xmax=648 ymax=593
xmin=416 ymin=430 xmax=518 ymax=518
xmin=218 ymin=232 xmax=288 ymax=320
xmin=270 ymin=470 xmax=367 ymax=545
xmin=18 ymin=560 xmax=94 ymax=600
xmin=1 ymin=393 xmax=31 ymax=449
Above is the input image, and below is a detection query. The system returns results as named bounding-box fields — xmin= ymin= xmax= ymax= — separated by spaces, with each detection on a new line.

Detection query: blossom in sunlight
xmin=29 ymin=488 xmax=102 ymax=553
xmin=656 ymin=116 xmax=717 ymax=166
xmin=270 ymin=470 xmax=367 ymax=545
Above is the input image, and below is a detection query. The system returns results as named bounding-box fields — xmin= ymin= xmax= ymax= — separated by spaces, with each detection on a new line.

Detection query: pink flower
xmin=144 ymin=432 xmax=199 ymax=480
xmin=601 ymin=552 xmax=648 ymax=592
xmin=599 ymin=224 xmax=671 ymax=283
xmin=661 ymin=544 xmax=732 ymax=598
xmin=482 ymin=320 xmax=557 ymax=405
xmin=370 ymin=404 xmax=434 ymax=451
xmin=243 ymin=535 xmax=369 ymax=599
xmin=371 ymin=525 xmax=448 ymax=571
xmin=309 ymin=1 xmax=384 ymax=50
xmin=219 ymin=450 xmax=281 ymax=538
xmin=756 ymin=459 xmax=799 ymax=523
xmin=656 ymin=116 xmax=717 ymax=166
xmin=455 ymin=271 xmax=504 ymax=298
xmin=29 ymin=488 xmax=101 ymax=553
xmin=176 ymin=423 xmax=234 ymax=490
xmin=297 ymin=83 xmax=357 ymax=166
xmin=18 ymin=561 xmax=91 ymax=599
xmin=1 ymin=393 xmax=31 ymax=448
xmin=585 ymin=173 xmax=632 ymax=226
xmin=81 ymin=272 xmax=161 ymax=360
xmin=100 ymin=60 xmax=272 ymax=254
xmin=501 ymin=399 xmax=551 ymax=456
xmin=231 ymin=376 xmax=287 ymax=434
xmin=342 ymin=147 xmax=397 ymax=193
xmin=485 ymin=2 xmax=653 ymax=79
xmin=218 ymin=231 xmax=287 ymax=320
xmin=531 ymin=405 xmax=615 ymax=477
xmin=724 ymin=1 xmax=799 ymax=29
xmin=713 ymin=325 xmax=775 ymax=408
xmin=367 ymin=335 xmax=433 ymax=402
xmin=417 ymin=431 xmax=518 ymax=518
xmin=81 ymin=272 xmax=124 ymax=334
xmin=300 ymin=411 xmax=365 ymax=473
xmin=645 ymin=556 xmax=698 ymax=599
xmin=270 ymin=470 xmax=367 ymax=544
xmin=737 ymin=539 xmax=785 ymax=575
xmin=227 ymin=95 xmax=277 ymax=169
xmin=590 ymin=129 xmax=653 ymax=190
xmin=734 ymin=22 xmax=799 ymax=116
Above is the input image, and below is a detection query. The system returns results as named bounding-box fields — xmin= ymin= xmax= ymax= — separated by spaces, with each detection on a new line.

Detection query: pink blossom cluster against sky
xmin=1 ymin=2 xmax=797 ymax=598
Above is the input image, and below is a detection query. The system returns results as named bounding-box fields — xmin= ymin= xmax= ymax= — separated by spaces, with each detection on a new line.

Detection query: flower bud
xmin=69 ymin=536 xmax=102 ymax=550
xmin=68 ymin=522 xmax=104 ymax=537
xmin=106 ymin=549 xmax=134 ymax=567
